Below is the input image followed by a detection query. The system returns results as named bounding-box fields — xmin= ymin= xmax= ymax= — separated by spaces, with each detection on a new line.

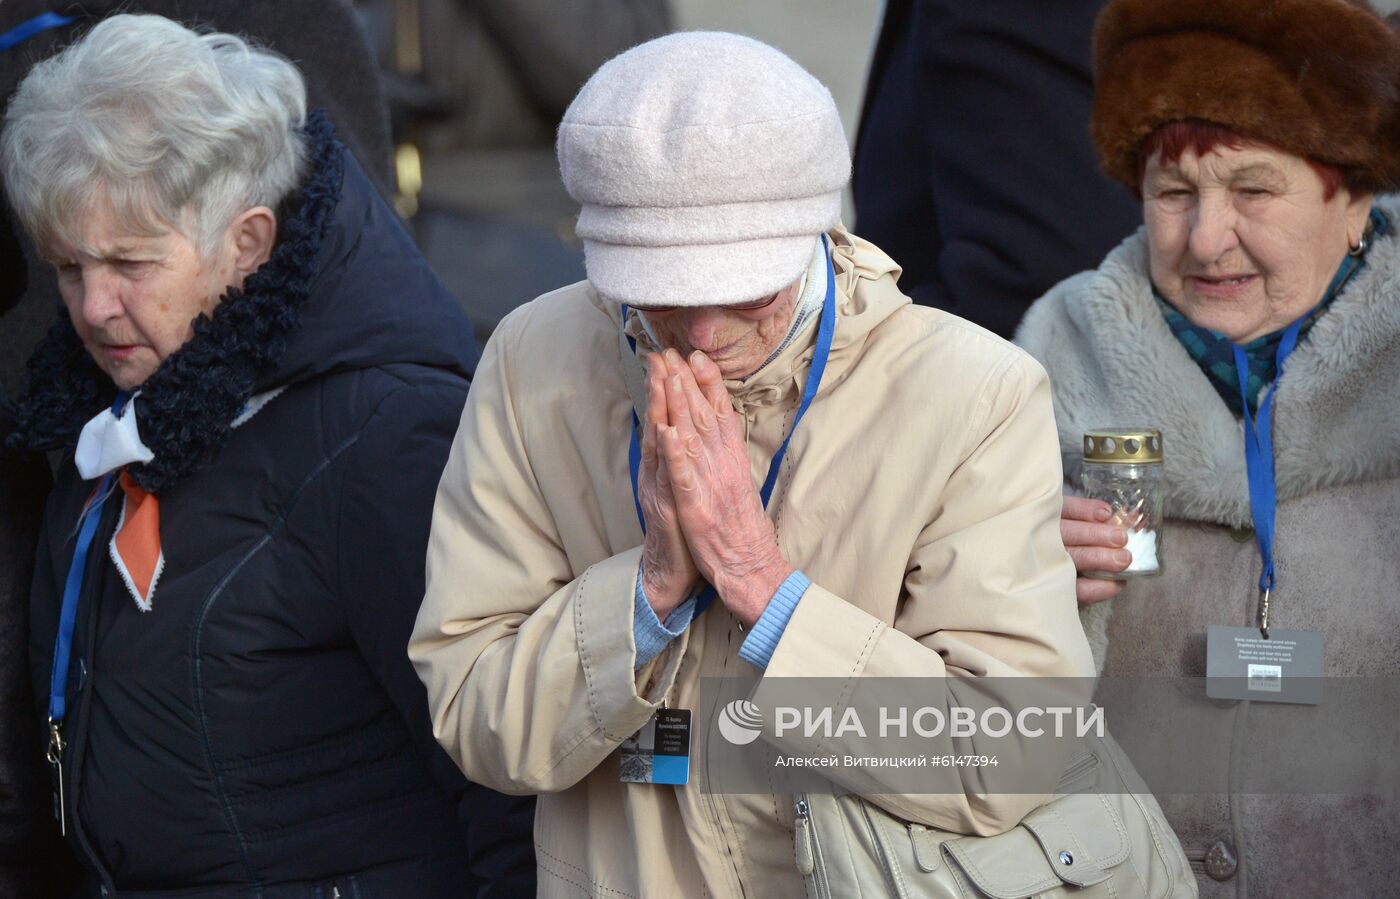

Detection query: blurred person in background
xmin=390 ymin=0 xmax=672 ymax=149
xmin=412 ymin=32 xmax=1098 ymax=897
xmin=1016 ymin=0 xmax=1400 ymax=894
xmin=354 ymin=0 xmax=673 ymax=337
xmin=853 ymin=0 xmax=1139 ymax=338
xmin=4 ymin=15 xmax=532 ymax=897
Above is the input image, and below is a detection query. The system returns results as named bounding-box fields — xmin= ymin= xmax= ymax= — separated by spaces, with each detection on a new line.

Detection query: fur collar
xmin=1016 ymin=197 xmax=1400 ymax=528
xmin=7 ymin=110 xmax=343 ymax=494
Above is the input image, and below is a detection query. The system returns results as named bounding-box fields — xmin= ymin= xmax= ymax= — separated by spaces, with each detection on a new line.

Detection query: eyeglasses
xmin=639 ymin=292 xmax=780 ymax=315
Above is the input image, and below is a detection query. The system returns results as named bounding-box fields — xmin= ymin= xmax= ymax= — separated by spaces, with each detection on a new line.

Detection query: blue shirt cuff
xmin=633 ymin=569 xmax=698 ymax=669
xmin=738 ymin=571 xmax=811 ymax=669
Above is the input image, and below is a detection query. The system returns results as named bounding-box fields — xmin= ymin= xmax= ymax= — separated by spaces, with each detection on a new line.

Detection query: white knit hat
xmin=557 ymin=32 xmax=851 ymax=309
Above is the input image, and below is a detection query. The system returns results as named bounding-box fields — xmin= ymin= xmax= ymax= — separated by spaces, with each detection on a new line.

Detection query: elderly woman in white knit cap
xmin=411 ymin=33 xmax=1103 ymax=896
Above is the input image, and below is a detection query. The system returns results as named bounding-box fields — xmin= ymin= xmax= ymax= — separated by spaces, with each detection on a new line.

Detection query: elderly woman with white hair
xmin=401 ymin=33 xmax=1187 ymax=898
xmin=4 ymin=14 xmax=534 ymax=897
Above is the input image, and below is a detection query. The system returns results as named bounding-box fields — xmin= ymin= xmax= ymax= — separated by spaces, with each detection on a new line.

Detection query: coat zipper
xmin=794 ymin=796 xmax=831 ymax=899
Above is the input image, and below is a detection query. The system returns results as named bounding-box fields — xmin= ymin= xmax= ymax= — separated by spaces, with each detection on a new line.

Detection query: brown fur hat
xmin=1092 ymin=0 xmax=1400 ymax=193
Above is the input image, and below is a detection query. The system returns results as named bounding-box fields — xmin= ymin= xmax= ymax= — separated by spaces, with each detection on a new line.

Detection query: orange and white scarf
xmin=73 ymin=388 xmax=284 ymax=612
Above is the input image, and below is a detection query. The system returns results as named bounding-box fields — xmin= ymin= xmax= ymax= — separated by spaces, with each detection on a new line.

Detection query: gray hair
xmin=1 ymin=14 xmax=308 ymax=261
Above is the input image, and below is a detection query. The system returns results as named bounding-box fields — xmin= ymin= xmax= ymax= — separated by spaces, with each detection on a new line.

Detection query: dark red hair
xmin=1138 ymin=120 xmax=1346 ymax=200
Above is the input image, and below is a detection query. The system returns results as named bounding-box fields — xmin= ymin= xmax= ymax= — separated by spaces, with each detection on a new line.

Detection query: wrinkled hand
xmin=638 ymin=352 xmax=702 ymax=619
xmin=655 ymin=349 xmax=793 ymax=627
xmin=1061 ymin=496 xmax=1130 ymax=605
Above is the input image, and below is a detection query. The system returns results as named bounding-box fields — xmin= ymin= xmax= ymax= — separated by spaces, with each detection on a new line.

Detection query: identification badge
xmin=620 ymin=708 xmax=691 ymax=785
xmin=1206 ymin=626 xmax=1324 ymax=705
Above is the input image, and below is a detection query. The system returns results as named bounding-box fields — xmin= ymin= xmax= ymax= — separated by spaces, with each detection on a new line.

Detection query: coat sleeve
xmin=750 ymin=350 xmax=1097 ymax=836
xmin=410 ymin=317 xmax=690 ymax=796
xmin=336 ymin=379 xmax=536 ymax=896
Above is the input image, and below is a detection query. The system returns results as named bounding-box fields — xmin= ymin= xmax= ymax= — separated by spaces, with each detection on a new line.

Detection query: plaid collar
xmin=1156 ymin=209 xmax=1388 ymax=415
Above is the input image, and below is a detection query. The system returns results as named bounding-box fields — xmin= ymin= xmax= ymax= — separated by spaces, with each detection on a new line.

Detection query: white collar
xmin=74 ymin=386 xmax=287 ymax=481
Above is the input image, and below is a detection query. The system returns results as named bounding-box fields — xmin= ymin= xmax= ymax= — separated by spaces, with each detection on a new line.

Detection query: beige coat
xmin=1016 ymin=205 xmax=1400 ymax=898
xmin=411 ymin=229 xmax=1095 ymax=897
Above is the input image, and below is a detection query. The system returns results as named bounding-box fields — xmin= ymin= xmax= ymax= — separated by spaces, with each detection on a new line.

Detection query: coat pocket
xmin=941 ymin=793 xmax=1124 ymax=897
xmin=793 ymin=731 xmax=1198 ymax=899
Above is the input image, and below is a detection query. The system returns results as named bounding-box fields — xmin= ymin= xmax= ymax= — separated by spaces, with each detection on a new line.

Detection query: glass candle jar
xmin=1080 ymin=428 xmax=1164 ymax=578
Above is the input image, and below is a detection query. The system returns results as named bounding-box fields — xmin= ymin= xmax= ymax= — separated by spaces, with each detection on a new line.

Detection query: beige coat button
xmin=1227 ymin=525 xmax=1255 ymax=543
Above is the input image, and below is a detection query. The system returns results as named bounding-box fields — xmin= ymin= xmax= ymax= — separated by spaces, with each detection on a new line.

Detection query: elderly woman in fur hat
xmin=1016 ymin=0 xmax=1400 ymax=895
xmin=2 ymin=15 xmax=535 ymax=896
xmin=405 ymin=31 xmax=1156 ymax=898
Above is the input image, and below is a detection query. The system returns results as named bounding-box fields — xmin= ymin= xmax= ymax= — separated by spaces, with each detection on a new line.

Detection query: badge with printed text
xmin=620 ymin=708 xmax=691 ymax=785
xmin=1206 ymin=626 xmax=1324 ymax=705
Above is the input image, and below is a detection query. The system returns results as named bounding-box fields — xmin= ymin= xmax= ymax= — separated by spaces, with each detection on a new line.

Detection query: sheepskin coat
xmin=1016 ymin=197 xmax=1400 ymax=898
xmin=15 ymin=115 xmax=535 ymax=898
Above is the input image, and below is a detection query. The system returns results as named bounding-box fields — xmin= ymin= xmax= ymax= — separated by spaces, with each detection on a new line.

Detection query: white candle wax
xmin=1124 ymin=528 xmax=1159 ymax=573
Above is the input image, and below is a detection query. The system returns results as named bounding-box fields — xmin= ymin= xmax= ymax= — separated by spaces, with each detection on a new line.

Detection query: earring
xmin=1349 ymin=222 xmax=1372 ymax=257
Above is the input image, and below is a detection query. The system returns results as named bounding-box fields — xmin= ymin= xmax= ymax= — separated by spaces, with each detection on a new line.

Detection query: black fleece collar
xmin=8 ymin=110 xmax=343 ymax=494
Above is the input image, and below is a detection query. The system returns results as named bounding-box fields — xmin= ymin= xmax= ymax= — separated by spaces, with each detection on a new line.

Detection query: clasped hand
xmin=637 ymin=348 xmax=794 ymax=627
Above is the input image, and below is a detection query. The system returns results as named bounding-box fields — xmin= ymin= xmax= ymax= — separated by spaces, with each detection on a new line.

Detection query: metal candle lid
xmin=1083 ymin=428 xmax=1163 ymax=463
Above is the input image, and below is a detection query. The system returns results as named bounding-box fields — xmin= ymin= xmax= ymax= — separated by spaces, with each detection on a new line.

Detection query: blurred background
xmin=352 ymin=0 xmax=881 ymax=343
xmin=11 ymin=0 xmax=1398 ymax=383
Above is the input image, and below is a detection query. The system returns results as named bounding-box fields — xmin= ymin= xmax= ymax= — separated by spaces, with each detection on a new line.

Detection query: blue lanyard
xmin=0 ymin=12 xmax=75 ymax=52
xmin=47 ymin=393 xmax=129 ymax=731
xmin=624 ymin=235 xmax=837 ymax=615
xmin=1232 ymin=319 xmax=1303 ymax=636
